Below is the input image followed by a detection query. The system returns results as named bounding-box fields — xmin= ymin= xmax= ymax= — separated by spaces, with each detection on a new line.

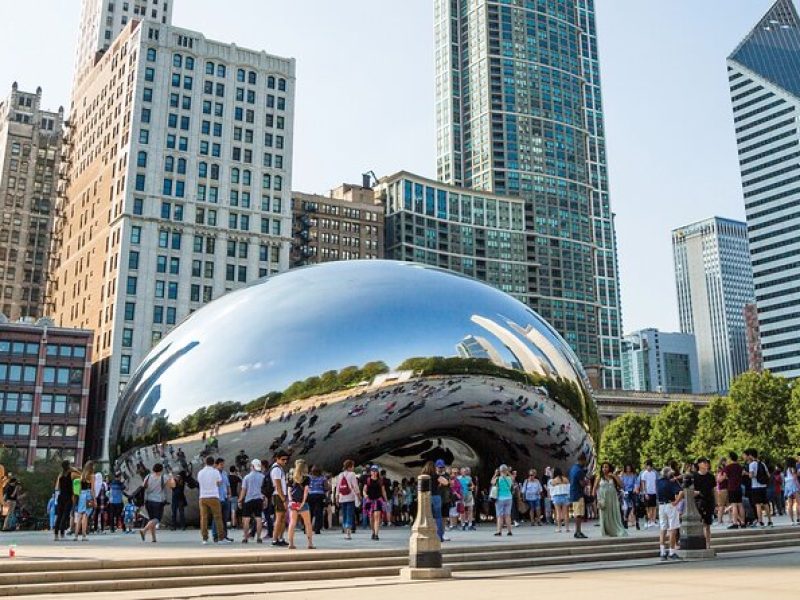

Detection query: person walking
xmin=593 ymin=462 xmax=626 ymax=538
xmin=620 ymin=464 xmax=640 ymax=530
xmin=197 ymin=455 xmax=227 ymax=544
xmin=53 ymin=460 xmax=75 ymax=541
xmin=287 ymin=459 xmax=315 ymax=549
xmin=640 ymin=460 xmax=658 ymax=528
xmin=693 ymin=457 xmax=716 ymax=549
xmin=784 ymin=458 xmax=800 ymax=525
xmin=725 ymin=452 xmax=745 ymax=529
xmin=744 ymin=449 xmax=773 ymax=527
xmin=491 ymin=464 xmax=515 ymax=537
xmin=307 ymin=465 xmax=327 ymax=535
xmin=363 ymin=465 xmax=388 ymax=541
xmin=270 ymin=449 xmax=290 ymax=547
xmin=522 ymin=470 xmax=543 ymax=525
xmin=549 ymin=468 xmax=570 ymax=533
xmin=569 ymin=454 xmax=588 ymax=539
xmin=139 ymin=463 xmax=174 ymax=543
xmin=73 ymin=462 xmax=96 ymax=541
xmin=170 ymin=471 xmax=187 ymax=531
xmin=239 ymin=459 xmax=265 ymax=543
xmin=334 ymin=459 xmax=361 ymax=540
xmin=657 ymin=466 xmax=683 ymax=561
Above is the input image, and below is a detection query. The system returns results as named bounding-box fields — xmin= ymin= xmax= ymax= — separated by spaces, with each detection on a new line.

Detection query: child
xmin=47 ymin=491 xmax=58 ymax=530
xmin=123 ymin=501 xmax=137 ymax=534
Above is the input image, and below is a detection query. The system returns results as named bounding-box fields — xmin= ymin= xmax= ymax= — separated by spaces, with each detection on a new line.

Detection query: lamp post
xmin=679 ymin=473 xmax=715 ymax=560
xmin=400 ymin=474 xmax=452 ymax=580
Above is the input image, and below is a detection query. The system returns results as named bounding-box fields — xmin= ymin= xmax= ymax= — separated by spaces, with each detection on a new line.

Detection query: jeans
xmin=340 ymin=501 xmax=356 ymax=530
xmin=308 ymin=494 xmax=325 ymax=533
xmin=431 ymin=495 xmax=444 ymax=541
xmin=108 ymin=502 xmax=123 ymax=532
xmin=171 ymin=502 xmax=185 ymax=530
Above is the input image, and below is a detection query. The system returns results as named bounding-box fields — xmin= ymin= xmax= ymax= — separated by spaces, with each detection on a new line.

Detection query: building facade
xmin=74 ymin=0 xmax=173 ymax=87
xmin=672 ymin=217 xmax=754 ymax=393
xmin=744 ymin=302 xmax=764 ymax=372
xmin=0 ymin=84 xmax=63 ymax=321
xmin=621 ymin=328 xmax=699 ymax=394
xmin=291 ymin=183 xmax=384 ymax=266
xmin=376 ymin=171 xmax=528 ymax=300
xmin=50 ymin=14 xmax=295 ymax=459
xmin=728 ymin=0 xmax=800 ymax=378
xmin=0 ymin=319 xmax=92 ymax=470
xmin=433 ymin=0 xmax=623 ymax=388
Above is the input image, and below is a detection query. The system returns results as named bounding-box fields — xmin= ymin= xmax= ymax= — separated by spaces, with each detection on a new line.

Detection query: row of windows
xmin=742 ymin=162 xmax=800 ymax=189
xmin=738 ymin=118 xmax=795 ymax=145
xmin=735 ymin=106 xmax=795 ymax=134
xmin=39 ymin=424 xmax=79 ymax=438
xmin=0 ymin=423 xmax=30 ymax=438
xmin=748 ymin=188 xmax=800 ymax=219
xmin=750 ymin=219 xmax=800 ymax=244
xmin=739 ymin=130 xmax=797 ymax=159
xmin=0 ymin=392 xmax=33 ymax=414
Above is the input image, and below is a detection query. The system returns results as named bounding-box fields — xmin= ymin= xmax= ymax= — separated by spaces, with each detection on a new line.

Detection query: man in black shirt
xmin=693 ymin=457 xmax=716 ymax=549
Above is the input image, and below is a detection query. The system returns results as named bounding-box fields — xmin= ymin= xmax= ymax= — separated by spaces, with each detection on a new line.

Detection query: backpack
xmin=130 ymin=485 xmax=145 ymax=507
xmin=337 ymin=473 xmax=352 ymax=496
xmin=261 ymin=464 xmax=277 ymax=497
xmin=756 ymin=462 xmax=769 ymax=485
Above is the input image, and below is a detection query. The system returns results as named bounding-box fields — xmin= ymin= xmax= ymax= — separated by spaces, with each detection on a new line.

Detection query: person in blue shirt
xmin=620 ymin=464 xmax=641 ymax=530
xmin=47 ymin=491 xmax=58 ymax=530
xmin=568 ymin=453 xmax=588 ymax=539
xmin=108 ymin=473 xmax=126 ymax=532
xmin=656 ymin=466 xmax=684 ymax=560
xmin=212 ymin=458 xmax=232 ymax=542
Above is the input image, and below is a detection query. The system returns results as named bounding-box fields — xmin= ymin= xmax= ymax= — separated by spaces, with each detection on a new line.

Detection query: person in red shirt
xmin=724 ymin=451 xmax=744 ymax=529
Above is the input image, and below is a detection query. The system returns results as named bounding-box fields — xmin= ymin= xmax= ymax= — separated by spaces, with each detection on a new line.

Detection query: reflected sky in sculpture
xmin=112 ymin=261 xmax=598 ymax=475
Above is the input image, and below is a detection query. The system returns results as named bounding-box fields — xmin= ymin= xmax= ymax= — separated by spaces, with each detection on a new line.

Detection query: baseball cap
xmin=435 ymin=459 xmax=446 ymax=468
xmin=251 ymin=459 xmax=262 ymax=470
xmin=369 ymin=464 xmax=380 ymax=472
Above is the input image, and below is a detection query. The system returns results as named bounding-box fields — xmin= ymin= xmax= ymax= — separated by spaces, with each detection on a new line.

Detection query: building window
xmin=130 ymin=226 xmax=141 ymax=244
xmin=122 ymin=328 xmax=133 ymax=348
xmin=124 ymin=302 xmax=135 ymax=320
xmin=129 ymin=251 xmax=139 ymax=270
xmin=126 ymin=276 xmax=137 ymax=295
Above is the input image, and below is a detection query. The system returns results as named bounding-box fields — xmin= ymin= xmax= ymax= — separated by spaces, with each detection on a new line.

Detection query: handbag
xmin=516 ymin=495 xmax=530 ymax=514
xmin=489 ymin=485 xmax=498 ymax=500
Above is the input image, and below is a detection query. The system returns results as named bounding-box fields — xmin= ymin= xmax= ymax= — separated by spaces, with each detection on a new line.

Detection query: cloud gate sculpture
xmin=111 ymin=260 xmax=598 ymax=499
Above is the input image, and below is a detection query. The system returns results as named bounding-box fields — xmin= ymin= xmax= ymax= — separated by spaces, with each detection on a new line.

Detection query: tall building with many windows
xmin=433 ymin=0 xmax=622 ymax=388
xmin=50 ymin=15 xmax=295 ymax=459
xmin=621 ymin=328 xmax=699 ymax=394
xmin=728 ymin=0 xmax=800 ymax=378
xmin=0 ymin=84 xmax=63 ymax=321
xmin=672 ymin=217 xmax=754 ymax=393
xmin=376 ymin=171 xmax=529 ymax=300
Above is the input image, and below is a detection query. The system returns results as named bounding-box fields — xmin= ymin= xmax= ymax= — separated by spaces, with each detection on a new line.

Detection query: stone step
xmin=2 ymin=527 xmax=798 ymax=596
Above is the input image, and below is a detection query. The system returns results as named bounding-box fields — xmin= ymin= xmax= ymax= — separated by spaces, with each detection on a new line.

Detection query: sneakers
xmin=574 ymin=532 xmax=588 ymax=539
xmin=660 ymin=554 xmax=668 ymax=561
xmin=506 ymin=531 xmax=512 ymax=537
xmin=271 ymin=539 xmax=288 ymax=547
xmin=727 ymin=524 xmax=740 ymax=530
xmin=202 ymin=540 xmax=209 ymax=545
xmin=216 ymin=538 xmax=233 ymax=544
xmin=669 ymin=553 xmax=683 ymax=561
xmin=256 ymin=538 xmax=263 ymax=544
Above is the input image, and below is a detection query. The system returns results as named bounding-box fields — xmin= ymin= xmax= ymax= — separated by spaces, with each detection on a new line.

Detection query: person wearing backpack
xmin=745 ymin=449 xmax=773 ymax=527
xmin=333 ymin=459 xmax=361 ymax=540
xmin=139 ymin=462 xmax=175 ymax=543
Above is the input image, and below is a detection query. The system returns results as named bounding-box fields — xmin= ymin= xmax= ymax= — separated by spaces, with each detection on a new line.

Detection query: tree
xmin=641 ymin=401 xmax=698 ymax=466
xmin=689 ymin=396 xmax=732 ymax=460
xmin=788 ymin=384 xmax=800 ymax=455
xmin=599 ymin=413 xmax=652 ymax=469
xmin=726 ymin=370 xmax=791 ymax=464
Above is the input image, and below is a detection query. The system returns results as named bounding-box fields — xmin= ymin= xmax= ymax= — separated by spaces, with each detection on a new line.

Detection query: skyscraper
xmin=621 ymin=328 xmax=699 ymax=394
xmin=0 ymin=84 xmax=63 ymax=321
xmin=728 ymin=0 xmax=800 ymax=378
xmin=672 ymin=217 xmax=754 ymax=393
xmin=433 ymin=0 xmax=622 ymax=388
xmin=50 ymin=4 xmax=295 ymax=458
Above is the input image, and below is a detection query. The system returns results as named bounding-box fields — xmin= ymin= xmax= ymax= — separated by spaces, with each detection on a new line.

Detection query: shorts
xmin=273 ymin=495 xmax=286 ymax=513
xmin=463 ymin=496 xmax=475 ymax=508
xmin=144 ymin=500 xmax=164 ymax=523
xmin=716 ymin=489 xmax=728 ymax=507
xmin=658 ymin=503 xmax=680 ymax=531
xmin=697 ymin=499 xmax=714 ymax=525
xmin=728 ymin=488 xmax=742 ymax=504
xmin=571 ymin=498 xmax=585 ymax=516
xmin=289 ymin=502 xmax=309 ymax=513
xmin=495 ymin=498 xmax=513 ymax=517
xmin=750 ymin=487 xmax=767 ymax=505
xmin=243 ymin=499 xmax=263 ymax=518
xmin=448 ymin=505 xmax=460 ymax=518
xmin=644 ymin=494 xmax=657 ymax=508
xmin=363 ymin=498 xmax=386 ymax=515
xmin=76 ymin=490 xmax=94 ymax=515
xmin=552 ymin=494 xmax=569 ymax=507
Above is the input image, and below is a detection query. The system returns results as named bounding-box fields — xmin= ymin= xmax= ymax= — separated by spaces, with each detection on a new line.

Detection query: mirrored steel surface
xmin=111 ymin=260 xmax=598 ymax=486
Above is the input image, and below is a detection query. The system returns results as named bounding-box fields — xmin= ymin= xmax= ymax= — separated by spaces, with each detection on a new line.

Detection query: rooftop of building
xmin=0 ymin=316 xmax=92 ymax=337
xmin=671 ymin=215 xmax=748 ymax=235
xmin=376 ymin=170 xmax=526 ymax=204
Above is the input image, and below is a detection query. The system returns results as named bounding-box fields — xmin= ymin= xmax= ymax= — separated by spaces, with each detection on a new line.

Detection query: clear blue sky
xmin=0 ymin=0 xmax=775 ymax=333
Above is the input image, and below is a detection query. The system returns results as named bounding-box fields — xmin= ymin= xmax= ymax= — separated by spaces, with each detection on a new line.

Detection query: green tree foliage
xmin=688 ymin=396 xmax=731 ymax=459
xmin=641 ymin=401 xmax=698 ymax=466
xmin=598 ymin=413 xmax=652 ymax=469
xmin=725 ymin=370 xmax=791 ymax=463
xmin=787 ymin=384 xmax=800 ymax=455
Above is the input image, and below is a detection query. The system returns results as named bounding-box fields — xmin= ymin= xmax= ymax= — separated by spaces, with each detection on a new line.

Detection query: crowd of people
xmin=7 ymin=442 xmax=799 ymax=561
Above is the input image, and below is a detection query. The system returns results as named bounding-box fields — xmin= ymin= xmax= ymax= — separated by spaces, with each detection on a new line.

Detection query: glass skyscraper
xmin=728 ymin=0 xmax=800 ymax=378
xmin=434 ymin=0 xmax=622 ymax=388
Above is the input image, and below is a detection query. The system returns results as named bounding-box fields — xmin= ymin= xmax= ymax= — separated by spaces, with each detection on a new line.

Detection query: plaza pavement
xmin=0 ymin=514 xmax=796 ymax=562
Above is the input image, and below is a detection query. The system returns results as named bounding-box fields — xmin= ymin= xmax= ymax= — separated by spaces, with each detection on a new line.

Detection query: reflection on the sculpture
xmin=111 ymin=260 xmax=598 ymax=490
